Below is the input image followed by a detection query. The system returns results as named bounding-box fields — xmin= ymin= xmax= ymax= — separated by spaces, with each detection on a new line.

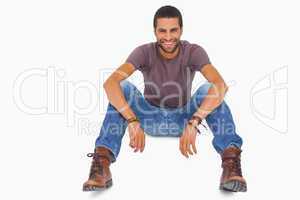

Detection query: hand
xmin=179 ymin=123 xmax=198 ymax=158
xmin=128 ymin=121 xmax=145 ymax=153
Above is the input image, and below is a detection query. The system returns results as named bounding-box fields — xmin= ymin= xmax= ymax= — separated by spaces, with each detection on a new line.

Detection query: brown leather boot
xmin=219 ymin=146 xmax=247 ymax=192
xmin=82 ymin=147 xmax=113 ymax=191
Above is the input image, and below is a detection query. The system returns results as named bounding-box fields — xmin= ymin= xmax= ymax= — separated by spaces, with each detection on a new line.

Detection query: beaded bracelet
xmin=127 ymin=117 xmax=140 ymax=124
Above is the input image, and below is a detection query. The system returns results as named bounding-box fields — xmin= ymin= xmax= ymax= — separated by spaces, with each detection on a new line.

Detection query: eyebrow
xmin=158 ymin=27 xmax=179 ymax=32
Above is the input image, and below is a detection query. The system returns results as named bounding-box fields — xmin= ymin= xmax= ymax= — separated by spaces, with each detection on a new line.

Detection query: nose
xmin=165 ymin=32 xmax=172 ymax=41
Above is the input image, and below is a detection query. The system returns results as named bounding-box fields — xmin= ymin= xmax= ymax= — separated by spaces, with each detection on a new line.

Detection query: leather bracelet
xmin=127 ymin=117 xmax=140 ymax=124
xmin=187 ymin=121 xmax=201 ymax=134
xmin=190 ymin=115 xmax=203 ymax=125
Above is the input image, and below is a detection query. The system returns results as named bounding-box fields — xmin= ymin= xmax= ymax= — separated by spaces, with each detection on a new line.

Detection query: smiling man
xmin=83 ymin=5 xmax=247 ymax=192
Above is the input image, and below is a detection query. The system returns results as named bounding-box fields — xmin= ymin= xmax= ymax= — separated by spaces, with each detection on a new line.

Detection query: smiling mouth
xmin=163 ymin=42 xmax=175 ymax=48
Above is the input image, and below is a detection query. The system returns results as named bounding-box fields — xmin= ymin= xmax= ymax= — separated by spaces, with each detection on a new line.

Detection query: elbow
xmin=103 ymin=78 xmax=112 ymax=92
xmin=224 ymin=83 xmax=229 ymax=94
xmin=217 ymin=80 xmax=228 ymax=94
xmin=103 ymin=80 xmax=108 ymax=89
xmin=103 ymin=80 xmax=108 ymax=92
xmin=103 ymin=77 xmax=120 ymax=91
xmin=103 ymin=77 xmax=114 ymax=89
xmin=219 ymin=83 xmax=228 ymax=104
xmin=211 ymin=81 xmax=229 ymax=94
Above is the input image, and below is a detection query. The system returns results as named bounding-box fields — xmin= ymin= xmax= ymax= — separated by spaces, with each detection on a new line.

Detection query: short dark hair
xmin=153 ymin=5 xmax=183 ymax=29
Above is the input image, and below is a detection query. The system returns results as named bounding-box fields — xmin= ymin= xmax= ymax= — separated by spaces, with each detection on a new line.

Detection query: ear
xmin=153 ymin=28 xmax=158 ymax=36
xmin=178 ymin=28 xmax=183 ymax=37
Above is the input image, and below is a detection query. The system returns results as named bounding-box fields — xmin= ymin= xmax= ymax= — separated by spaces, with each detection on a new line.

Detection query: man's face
xmin=154 ymin=17 xmax=182 ymax=53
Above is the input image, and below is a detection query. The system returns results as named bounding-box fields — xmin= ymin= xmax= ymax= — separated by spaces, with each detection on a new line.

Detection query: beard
xmin=158 ymin=39 xmax=180 ymax=54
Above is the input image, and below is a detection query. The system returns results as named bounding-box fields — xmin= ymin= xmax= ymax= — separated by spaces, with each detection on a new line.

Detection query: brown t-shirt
xmin=126 ymin=40 xmax=211 ymax=108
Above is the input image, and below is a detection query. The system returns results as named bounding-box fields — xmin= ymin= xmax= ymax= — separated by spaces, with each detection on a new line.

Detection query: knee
xmin=120 ymin=80 xmax=131 ymax=88
xmin=120 ymin=80 xmax=136 ymax=100
xmin=210 ymin=100 xmax=228 ymax=115
xmin=195 ymin=82 xmax=212 ymax=95
xmin=192 ymin=82 xmax=212 ymax=103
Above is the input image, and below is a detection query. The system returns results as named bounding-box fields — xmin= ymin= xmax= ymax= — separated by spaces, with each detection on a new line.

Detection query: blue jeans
xmin=95 ymin=80 xmax=243 ymax=162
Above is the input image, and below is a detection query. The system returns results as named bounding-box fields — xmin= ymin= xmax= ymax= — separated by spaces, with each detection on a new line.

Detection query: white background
xmin=0 ymin=0 xmax=299 ymax=199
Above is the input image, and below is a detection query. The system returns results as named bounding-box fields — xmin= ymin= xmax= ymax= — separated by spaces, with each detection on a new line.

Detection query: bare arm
xmin=103 ymin=63 xmax=137 ymax=120
xmin=194 ymin=64 xmax=229 ymax=119
xmin=104 ymin=62 xmax=145 ymax=152
xmin=179 ymin=63 xmax=229 ymax=158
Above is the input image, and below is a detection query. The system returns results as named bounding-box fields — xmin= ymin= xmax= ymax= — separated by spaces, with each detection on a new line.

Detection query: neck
xmin=158 ymin=45 xmax=180 ymax=60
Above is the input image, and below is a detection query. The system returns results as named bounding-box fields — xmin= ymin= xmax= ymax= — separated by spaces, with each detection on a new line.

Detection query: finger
xmin=129 ymin=136 xmax=135 ymax=148
xmin=138 ymin=132 xmax=144 ymax=153
xmin=185 ymin=136 xmax=191 ymax=158
xmin=129 ymin=130 xmax=135 ymax=148
xmin=135 ymin=130 xmax=143 ymax=152
xmin=131 ymin=132 xmax=137 ymax=149
xmin=129 ymin=142 xmax=134 ymax=148
xmin=130 ymin=141 xmax=135 ymax=149
xmin=134 ymin=133 xmax=140 ymax=152
xmin=191 ymin=135 xmax=197 ymax=154
xmin=186 ymin=128 xmax=195 ymax=155
xmin=182 ymin=135 xmax=189 ymax=158
xmin=141 ymin=133 xmax=145 ymax=152
xmin=179 ymin=136 xmax=184 ymax=155
xmin=135 ymin=133 xmax=142 ymax=152
xmin=129 ymin=128 xmax=135 ymax=148
xmin=129 ymin=131 xmax=134 ymax=141
xmin=187 ymin=137 xmax=194 ymax=156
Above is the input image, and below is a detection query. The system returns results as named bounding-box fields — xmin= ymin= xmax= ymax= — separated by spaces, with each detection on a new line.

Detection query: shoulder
xmin=181 ymin=40 xmax=206 ymax=53
xmin=132 ymin=42 xmax=157 ymax=64
xmin=133 ymin=42 xmax=156 ymax=53
xmin=127 ymin=42 xmax=157 ymax=70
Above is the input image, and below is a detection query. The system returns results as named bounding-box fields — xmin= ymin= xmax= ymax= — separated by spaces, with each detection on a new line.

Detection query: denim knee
xmin=195 ymin=82 xmax=212 ymax=94
xmin=120 ymin=80 xmax=137 ymax=102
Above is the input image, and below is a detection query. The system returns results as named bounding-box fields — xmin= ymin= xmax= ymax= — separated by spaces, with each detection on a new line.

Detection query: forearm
xmin=193 ymin=82 xmax=228 ymax=120
xmin=103 ymin=80 xmax=137 ymax=120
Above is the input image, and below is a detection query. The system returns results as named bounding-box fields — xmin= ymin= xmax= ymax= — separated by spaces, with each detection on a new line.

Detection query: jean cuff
xmin=95 ymin=143 xmax=117 ymax=163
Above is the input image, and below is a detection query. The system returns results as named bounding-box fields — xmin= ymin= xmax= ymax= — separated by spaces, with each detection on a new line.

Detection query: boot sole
xmin=220 ymin=180 xmax=247 ymax=192
xmin=83 ymin=179 xmax=113 ymax=191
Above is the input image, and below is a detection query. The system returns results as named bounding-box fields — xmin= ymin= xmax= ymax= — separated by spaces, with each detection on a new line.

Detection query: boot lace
xmin=223 ymin=157 xmax=242 ymax=176
xmin=87 ymin=153 xmax=108 ymax=179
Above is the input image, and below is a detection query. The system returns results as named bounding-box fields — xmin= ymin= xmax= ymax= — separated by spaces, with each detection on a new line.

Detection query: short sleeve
xmin=189 ymin=45 xmax=211 ymax=71
xmin=125 ymin=46 xmax=146 ymax=71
